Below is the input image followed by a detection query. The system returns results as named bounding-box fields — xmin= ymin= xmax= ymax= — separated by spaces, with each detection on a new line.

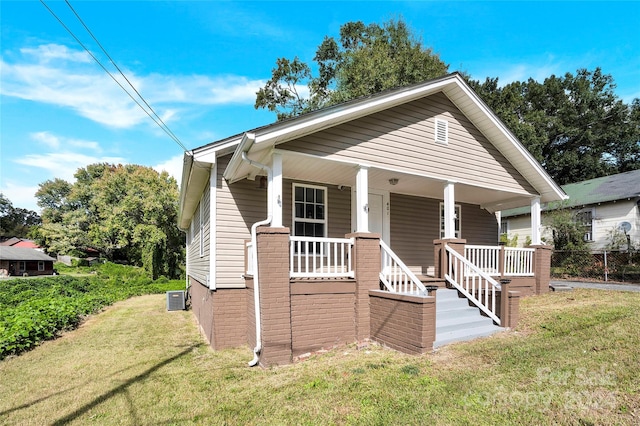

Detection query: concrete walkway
xmin=551 ymin=280 xmax=640 ymax=292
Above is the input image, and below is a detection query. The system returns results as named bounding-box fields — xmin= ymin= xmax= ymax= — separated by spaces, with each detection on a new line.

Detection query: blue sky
xmin=1 ymin=1 xmax=639 ymax=212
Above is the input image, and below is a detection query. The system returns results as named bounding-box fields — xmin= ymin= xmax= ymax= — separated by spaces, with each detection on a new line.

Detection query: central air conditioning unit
xmin=166 ymin=290 xmax=186 ymax=311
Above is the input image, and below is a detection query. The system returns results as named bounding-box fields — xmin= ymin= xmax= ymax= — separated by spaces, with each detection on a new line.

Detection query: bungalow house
xmin=501 ymin=169 xmax=640 ymax=250
xmin=0 ymin=246 xmax=56 ymax=277
xmin=178 ymin=73 xmax=567 ymax=367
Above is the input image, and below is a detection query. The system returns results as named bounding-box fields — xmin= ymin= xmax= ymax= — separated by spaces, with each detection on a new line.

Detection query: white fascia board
xmin=223 ymin=133 xmax=256 ymax=183
xmin=193 ymin=138 xmax=240 ymax=163
xmin=178 ymin=158 xmax=215 ymax=230
xmin=451 ymin=79 xmax=567 ymax=203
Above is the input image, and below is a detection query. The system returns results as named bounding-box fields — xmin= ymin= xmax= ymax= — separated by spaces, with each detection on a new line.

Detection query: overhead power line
xmin=39 ymin=0 xmax=188 ymax=152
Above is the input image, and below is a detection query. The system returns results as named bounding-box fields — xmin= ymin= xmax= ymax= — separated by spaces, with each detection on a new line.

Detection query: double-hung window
xmin=576 ymin=208 xmax=595 ymax=242
xmin=293 ymin=184 xmax=327 ymax=253
xmin=439 ymin=203 xmax=461 ymax=239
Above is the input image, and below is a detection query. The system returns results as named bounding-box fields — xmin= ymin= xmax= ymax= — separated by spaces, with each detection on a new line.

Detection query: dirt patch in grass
xmin=1 ymin=290 xmax=638 ymax=425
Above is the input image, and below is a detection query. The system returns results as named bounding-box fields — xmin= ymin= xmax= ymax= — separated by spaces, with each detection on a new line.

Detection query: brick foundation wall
xmin=349 ymin=233 xmax=382 ymax=340
xmin=369 ymin=290 xmax=436 ymax=354
xmin=246 ymin=277 xmax=256 ymax=349
xmin=189 ymin=277 xmax=247 ymax=350
xmin=504 ymin=276 xmax=536 ymax=297
xmin=532 ymin=245 xmax=552 ymax=294
xmin=290 ymin=280 xmax=356 ymax=356
xmin=256 ymin=226 xmax=292 ymax=367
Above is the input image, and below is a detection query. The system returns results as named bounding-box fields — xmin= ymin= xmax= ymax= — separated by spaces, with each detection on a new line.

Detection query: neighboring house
xmin=502 ymin=169 xmax=640 ymax=250
xmin=0 ymin=247 xmax=56 ymax=277
xmin=0 ymin=237 xmax=42 ymax=250
xmin=178 ymin=73 xmax=567 ymax=366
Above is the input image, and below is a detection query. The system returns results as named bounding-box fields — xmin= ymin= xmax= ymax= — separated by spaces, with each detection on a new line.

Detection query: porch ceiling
xmin=247 ymin=150 xmax=537 ymax=212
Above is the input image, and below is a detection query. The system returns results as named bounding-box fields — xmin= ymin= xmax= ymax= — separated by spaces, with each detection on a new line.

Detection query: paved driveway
xmin=551 ymin=280 xmax=640 ymax=292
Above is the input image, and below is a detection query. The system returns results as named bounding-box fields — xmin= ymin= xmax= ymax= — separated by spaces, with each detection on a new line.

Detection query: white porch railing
xmin=380 ymin=240 xmax=427 ymax=295
xmin=290 ymin=236 xmax=354 ymax=278
xmin=465 ymin=245 xmax=500 ymax=275
xmin=504 ymin=247 xmax=535 ymax=276
xmin=465 ymin=245 xmax=535 ymax=276
xmin=446 ymin=245 xmax=501 ymax=325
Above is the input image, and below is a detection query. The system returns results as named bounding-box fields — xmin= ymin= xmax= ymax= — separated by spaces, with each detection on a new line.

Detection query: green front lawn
xmin=0 ymin=288 xmax=638 ymax=425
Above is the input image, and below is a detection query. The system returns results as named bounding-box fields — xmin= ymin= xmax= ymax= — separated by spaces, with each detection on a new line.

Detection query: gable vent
xmin=435 ymin=119 xmax=448 ymax=145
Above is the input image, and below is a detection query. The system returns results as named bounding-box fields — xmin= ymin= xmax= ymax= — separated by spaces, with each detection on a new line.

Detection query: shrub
xmin=0 ymin=262 xmax=184 ymax=360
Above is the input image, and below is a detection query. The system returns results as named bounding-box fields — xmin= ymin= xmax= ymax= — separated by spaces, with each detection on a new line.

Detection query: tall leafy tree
xmin=470 ymin=68 xmax=640 ymax=184
xmin=33 ymin=164 xmax=184 ymax=278
xmin=0 ymin=194 xmax=41 ymax=238
xmin=255 ymin=18 xmax=449 ymax=120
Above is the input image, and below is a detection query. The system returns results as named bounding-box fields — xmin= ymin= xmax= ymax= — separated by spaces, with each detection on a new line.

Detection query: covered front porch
xmin=233 ymin=144 xmax=552 ymax=366
xmin=230 ymin=132 xmax=546 ymax=273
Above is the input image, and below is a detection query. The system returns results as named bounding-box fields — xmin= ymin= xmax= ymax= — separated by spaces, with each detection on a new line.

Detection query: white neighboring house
xmin=501 ymin=169 xmax=640 ymax=250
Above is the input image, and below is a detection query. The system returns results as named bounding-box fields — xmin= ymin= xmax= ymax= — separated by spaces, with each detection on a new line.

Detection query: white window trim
xmin=292 ymin=183 xmax=328 ymax=238
xmin=19 ymin=261 xmax=26 ymax=272
xmin=577 ymin=207 xmax=595 ymax=242
xmin=439 ymin=202 xmax=461 ymax=239
xmin=38 ymin=261 xmax=45 ymax=271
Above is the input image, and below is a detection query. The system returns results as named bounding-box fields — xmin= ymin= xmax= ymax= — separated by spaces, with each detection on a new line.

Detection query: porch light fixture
xmin=256 ymin=175 xmax=267 ymax=189
xmin=388 ymin=178 xmax=399 ymax=186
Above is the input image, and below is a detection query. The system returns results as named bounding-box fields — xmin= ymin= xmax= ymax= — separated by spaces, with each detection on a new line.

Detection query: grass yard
xmin=0 ymin=288 xmax=638 ymax=425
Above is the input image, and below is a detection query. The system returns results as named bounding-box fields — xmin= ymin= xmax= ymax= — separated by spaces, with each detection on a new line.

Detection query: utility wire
xmin=63 ymin=0 xmax=186 ymax=151
xmin=39 ymin=0 xmax=188 ymax=152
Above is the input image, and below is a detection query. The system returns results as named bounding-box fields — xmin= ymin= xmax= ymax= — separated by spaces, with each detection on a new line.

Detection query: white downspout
xmin=242 ymin=151 xmax=272 ymax=367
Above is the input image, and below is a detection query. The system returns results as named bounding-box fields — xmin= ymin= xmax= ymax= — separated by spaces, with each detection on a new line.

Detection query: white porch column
xmin=356 ymin=166 xmax=369 ymax=233
xmin=531 ymin=196 xmax=541 ymax=245
xmin=443 ymin=181 xmax=456 ymax=239
xmin=271 ymin=153 xmax=283 ymax=227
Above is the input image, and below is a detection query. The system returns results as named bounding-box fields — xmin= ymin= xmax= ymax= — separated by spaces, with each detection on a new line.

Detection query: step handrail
xmin=379 ymin=240 xmax=427 ymax=295
xmin=445 ymin=245 xmax=501 ymax=325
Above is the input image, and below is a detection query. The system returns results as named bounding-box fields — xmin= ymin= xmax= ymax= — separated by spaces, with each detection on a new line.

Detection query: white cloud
xmin=1 ymin=44 xmax=265 ymax=129
xmin=15 ymin=152 xmax=126 ymax=182
xmin=153 ymin=153 xmax=184 ymax=183
xmin=0 ymin=181 xmax=41 ymax=212
xmin=21 ymin=44 xmax=91 ymax=64
xmin=31 ymin=131 xmax=101 ymax=151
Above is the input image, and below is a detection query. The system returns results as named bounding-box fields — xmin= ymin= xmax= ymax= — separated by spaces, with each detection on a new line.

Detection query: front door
xmin=352 ymin=189 xmax=390 ymax=244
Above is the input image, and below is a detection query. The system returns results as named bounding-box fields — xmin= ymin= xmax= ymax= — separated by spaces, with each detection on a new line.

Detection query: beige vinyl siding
xmin=187 ymin=183 xmax=211 ymax=286
xmin=216 ymin=154 xmax=267 ymax=289
xmin=283 ymin=93 xmax=535 ymax=194
xmin=390 ymin=193 xmax=440 ymax=274
xmin=390 ymin=194 xmax=500 ymax=274
xmin=461 ymin=203 xmax=499 ymax=245
xmin=281 ymin=180 xmax=352 ymax=238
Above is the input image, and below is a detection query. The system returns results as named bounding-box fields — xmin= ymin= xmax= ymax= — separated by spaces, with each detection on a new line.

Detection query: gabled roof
xmin=502 ymin=169 xmax=640 ymax=217
xmin=0 ymin=247 xmax=55 ymax=262
xmin=179 ymin=72 xmax=567 ymax=228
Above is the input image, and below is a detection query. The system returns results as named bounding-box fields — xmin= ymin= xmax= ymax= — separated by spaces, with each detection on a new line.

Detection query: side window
xmin=439 ymin=203 xmax=461 ymax=239
xmin=293 ymin=183 xmax=327 ymax=239
xmin=576 ymin=208 xmax=594 ymax=241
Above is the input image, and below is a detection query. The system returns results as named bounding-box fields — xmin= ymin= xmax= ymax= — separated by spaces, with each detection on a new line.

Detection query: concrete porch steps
xmin=433 ymin=288 xmax=504 ymax=349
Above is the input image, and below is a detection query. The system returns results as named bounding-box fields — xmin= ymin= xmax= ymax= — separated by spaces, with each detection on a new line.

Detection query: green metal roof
xmin=502 ymin=169 xmax=640 ymax=217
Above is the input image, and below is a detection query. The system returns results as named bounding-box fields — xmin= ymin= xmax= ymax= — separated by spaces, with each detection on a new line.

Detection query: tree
xmin=255 ymin=18 xmax=449 ymax=120
xmin=469 ymin=68 xmax=640 ymax=184
xmin=32 ymin=164 xmax=184 ymax=278
xmin=0 ymin=194 xmax=41 ymax=238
